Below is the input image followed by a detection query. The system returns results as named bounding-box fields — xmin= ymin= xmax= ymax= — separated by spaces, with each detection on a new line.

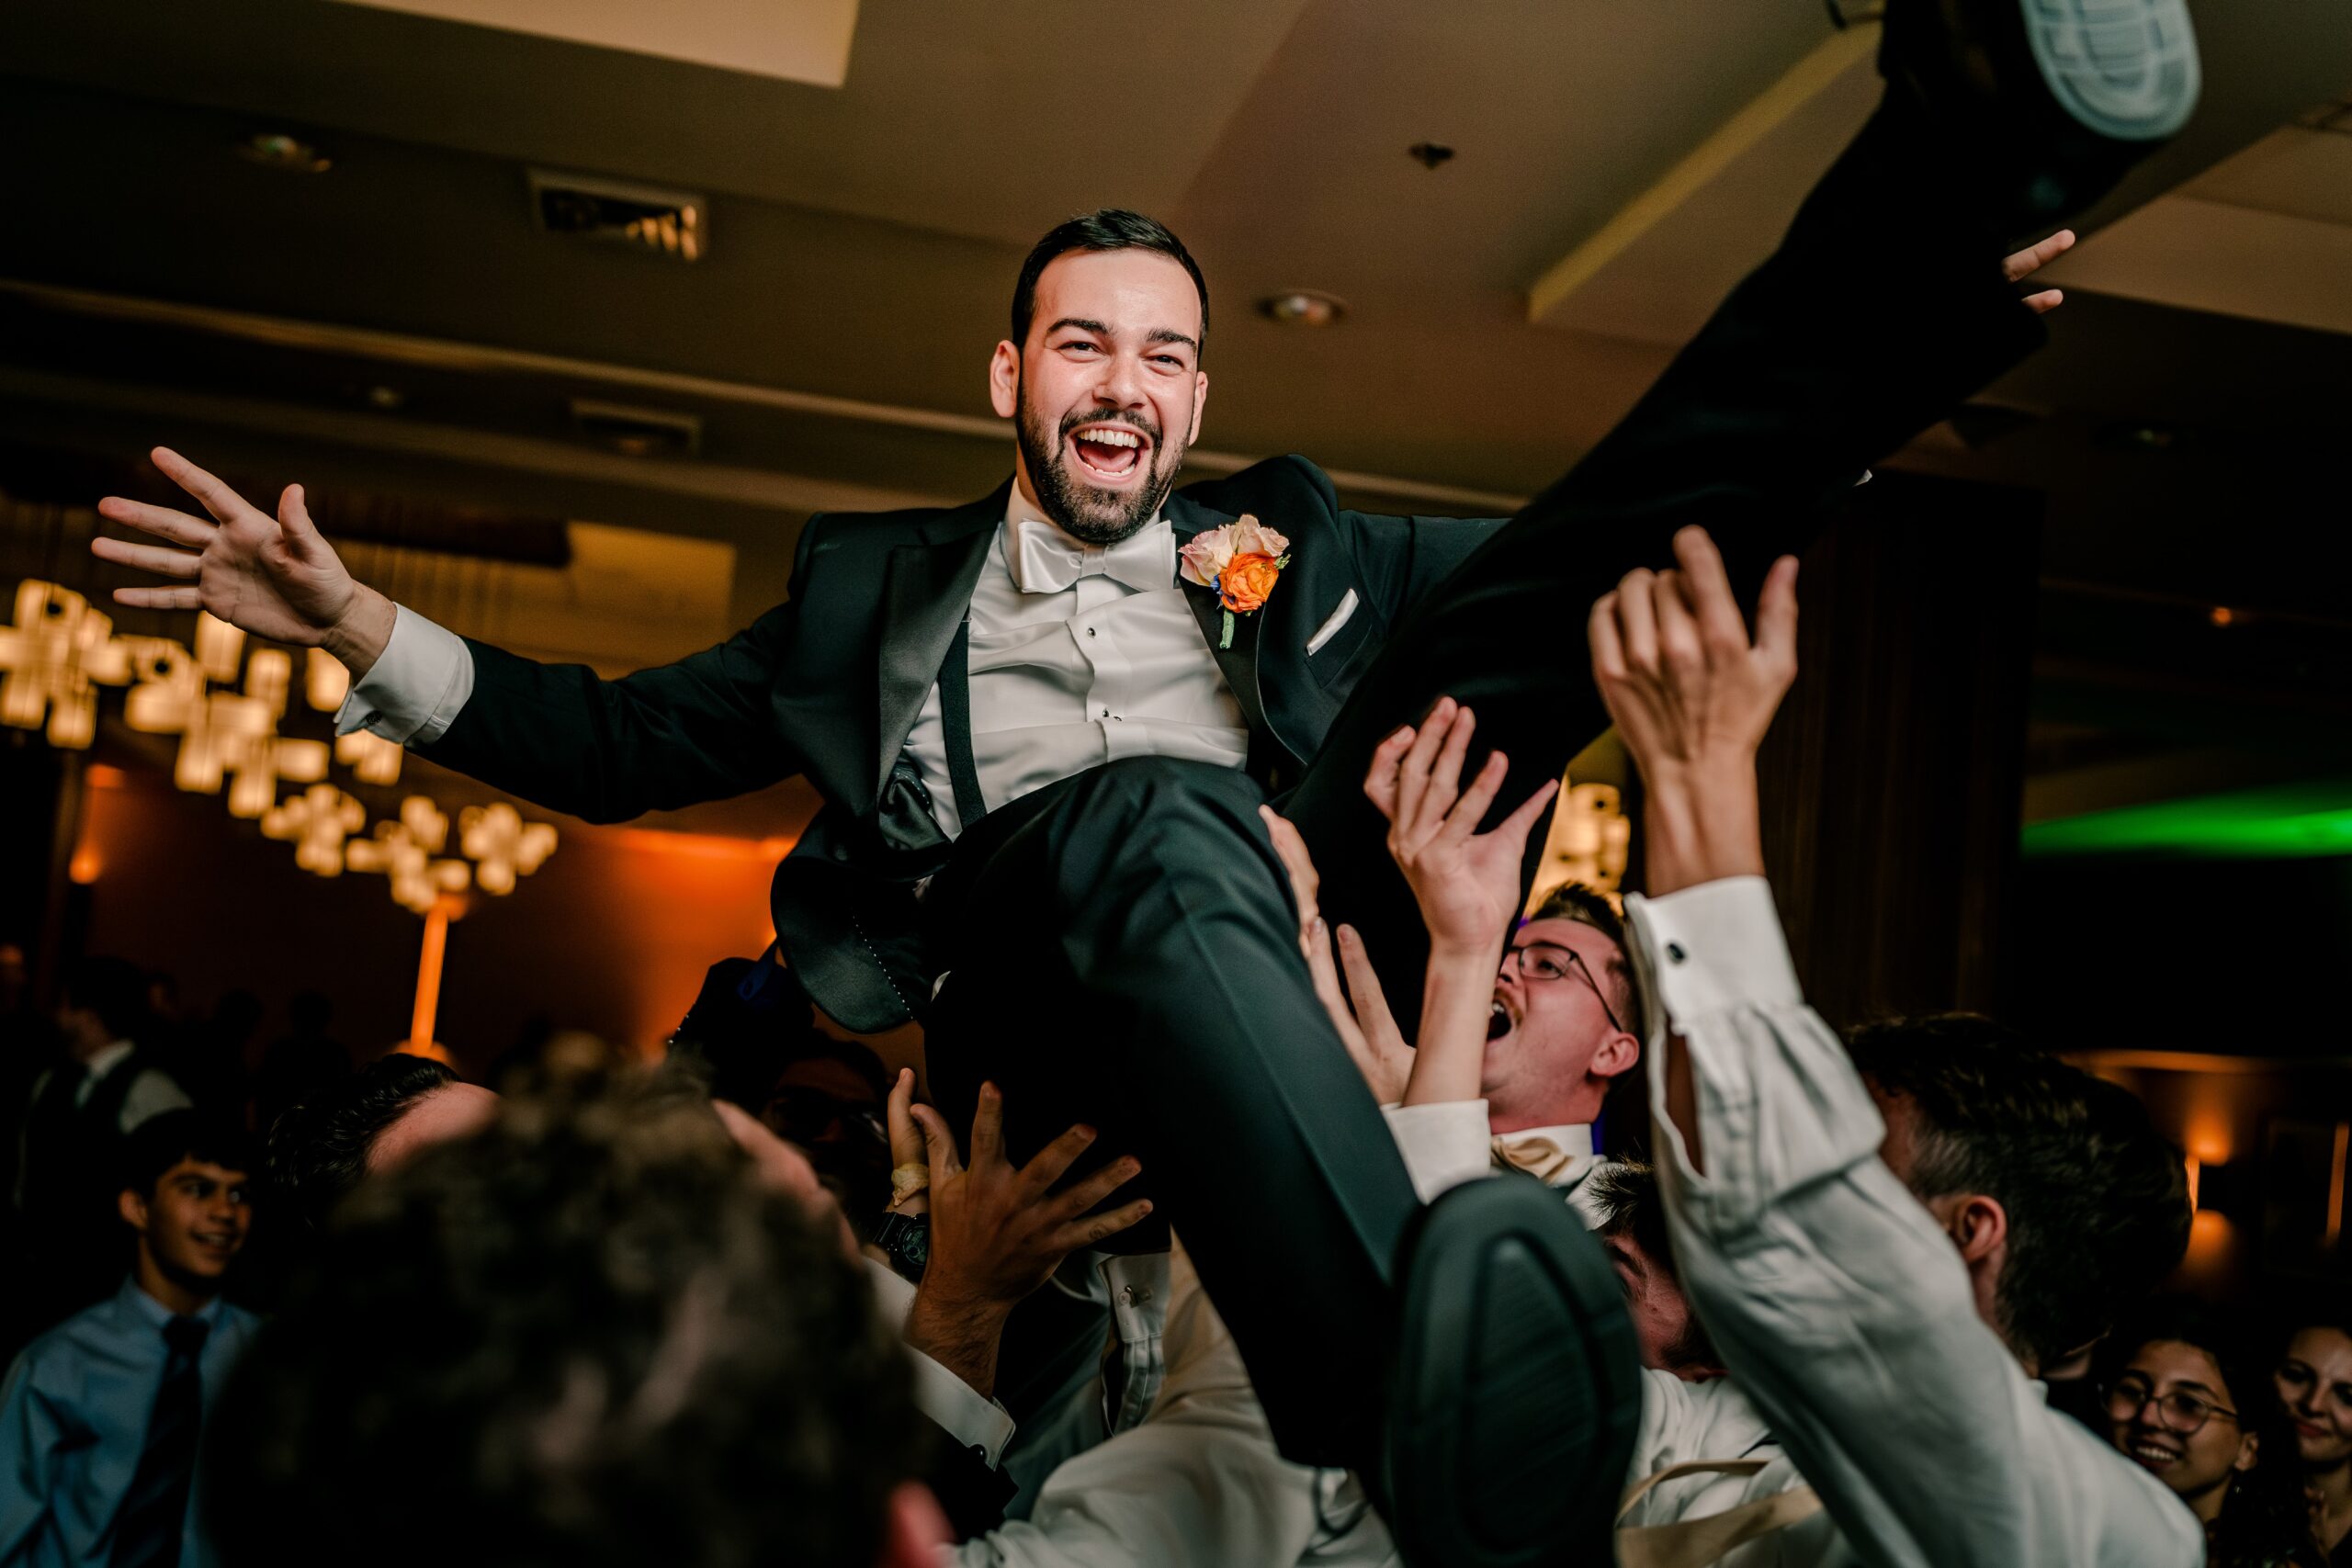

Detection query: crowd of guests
xmin=0 ymin=531 xmax=2344 ymax=1568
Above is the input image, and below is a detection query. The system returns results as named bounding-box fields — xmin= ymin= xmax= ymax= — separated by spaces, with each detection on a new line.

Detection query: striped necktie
xmin=110 ymin=1314 xmax=209 ymax=1568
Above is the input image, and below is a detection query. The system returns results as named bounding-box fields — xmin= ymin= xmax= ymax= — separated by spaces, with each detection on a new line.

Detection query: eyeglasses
xmin=763 ymin=1088 xmax=886 ymax=1147
xmin=1499 ymin=941 xmax=1627 ymax=1035
xmin=2104 ymin=1373 xmax=2239 ymax=1436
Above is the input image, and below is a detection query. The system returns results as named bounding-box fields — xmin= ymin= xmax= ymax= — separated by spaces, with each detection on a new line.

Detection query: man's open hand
xmin=93 ymin=447 xmax=395 ymax=674
xmin=901 ymin=1084 xmax=1149 ymax=1395
xmin=1363 ymin=698 xmax=1557 ymax=960
xmin=1261 ymin=806 xmax=1414 ymax=1103
xmin=1589 ymin=526 xmax=1799 ymax=894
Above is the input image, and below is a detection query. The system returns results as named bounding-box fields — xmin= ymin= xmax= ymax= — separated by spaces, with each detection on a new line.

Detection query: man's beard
xmin=1015 ymin=381 xmax=1184 ymax=547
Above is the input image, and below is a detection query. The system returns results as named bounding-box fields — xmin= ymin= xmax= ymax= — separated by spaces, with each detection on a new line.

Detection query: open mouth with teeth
xmin=1487 ymin=998 xmax=1515 ymax=1043
xmin=2124 ymin=1438 xmax=2183 ymax=1470
xmin=1069 ymin=423 xmax=1148 ymax=482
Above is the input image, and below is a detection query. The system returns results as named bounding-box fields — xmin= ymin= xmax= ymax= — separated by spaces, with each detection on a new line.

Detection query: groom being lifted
xmin=94 ymin=3 xmax=2198 ymax=1559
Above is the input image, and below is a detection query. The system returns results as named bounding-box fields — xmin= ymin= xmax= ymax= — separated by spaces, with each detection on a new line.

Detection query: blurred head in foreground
xmin=209 ymin=1072 xmax=944 ymax=1568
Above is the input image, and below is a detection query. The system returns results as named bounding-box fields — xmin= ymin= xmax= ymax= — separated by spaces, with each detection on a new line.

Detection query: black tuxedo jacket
xmin=422 ymin=456 xmax=1501 ymax=1031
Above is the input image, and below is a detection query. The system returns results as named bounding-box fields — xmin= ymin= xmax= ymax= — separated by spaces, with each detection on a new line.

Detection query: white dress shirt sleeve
xmin=333 ymin=604 xmax=475 ymax=746
xmin=1380 ymin=1100 xmax=1495 ymax=1201
xmin=950 ymin=1238 xmax=1387 ymax=1568
xmin=1627 ymin=876 xmax=2200 ymax=1568
xmin=863 ymin=1258 xmax=1017 ymax=1468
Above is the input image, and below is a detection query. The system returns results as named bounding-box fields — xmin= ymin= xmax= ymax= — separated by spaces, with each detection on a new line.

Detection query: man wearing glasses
xmin=1267 ymin=697 xmax=1643 ymax=1213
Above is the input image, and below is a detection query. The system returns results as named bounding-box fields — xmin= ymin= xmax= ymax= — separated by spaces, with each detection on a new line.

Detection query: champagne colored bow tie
xmin=1492 ymin=1134 xmax=1586 ymax=1185
xmin=1006 ymin=516 xmax=1171 ymax=596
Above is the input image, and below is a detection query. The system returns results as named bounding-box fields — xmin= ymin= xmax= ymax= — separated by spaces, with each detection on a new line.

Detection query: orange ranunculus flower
xmin=1219 ymin=552 xmax=1282 ymax=614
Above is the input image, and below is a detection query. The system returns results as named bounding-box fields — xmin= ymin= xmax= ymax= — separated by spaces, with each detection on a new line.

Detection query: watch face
xmin=886 ymin=1214 xmax=929 ymax=1280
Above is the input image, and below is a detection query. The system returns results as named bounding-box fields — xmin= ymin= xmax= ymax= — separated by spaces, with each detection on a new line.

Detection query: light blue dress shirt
xmin=0 ymin=1279 xmax=262 ymax=1568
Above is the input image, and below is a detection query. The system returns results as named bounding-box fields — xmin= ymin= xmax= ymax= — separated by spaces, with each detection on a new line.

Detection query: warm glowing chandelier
xmin=2 ymin=579 xmax=557 ymax=913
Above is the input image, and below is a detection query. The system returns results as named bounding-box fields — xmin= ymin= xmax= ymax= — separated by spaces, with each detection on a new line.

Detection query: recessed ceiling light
xmin=238 ymin=132 xmax=332 ymax=174
xmin=1257 ymin=290 xmax=1346 ymax=328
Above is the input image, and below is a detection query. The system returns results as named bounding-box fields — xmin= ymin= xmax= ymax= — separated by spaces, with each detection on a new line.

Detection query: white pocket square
xmin=1306 ymin=590 xmax=1359 ymax=656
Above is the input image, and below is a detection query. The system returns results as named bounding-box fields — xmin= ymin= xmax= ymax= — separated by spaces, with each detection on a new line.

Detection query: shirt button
xmin=1086 ymin=626 xmax=1097 ymax=637
xmin=1101 ymin=707 xmax=1111 ymax=718
xmin=1666 ymin=942 xmax=1688 ymax=964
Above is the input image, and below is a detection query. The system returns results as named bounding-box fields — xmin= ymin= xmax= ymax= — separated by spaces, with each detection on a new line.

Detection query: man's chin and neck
xmin=1012 ymin=409 xmax=1181 ymax=547
xmin=136 ymin=1249 xmax=223 ymax=1316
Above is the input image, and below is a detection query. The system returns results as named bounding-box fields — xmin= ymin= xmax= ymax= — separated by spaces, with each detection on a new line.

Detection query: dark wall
xmin=1756 ymin=470 xmax=2043 ymax=1030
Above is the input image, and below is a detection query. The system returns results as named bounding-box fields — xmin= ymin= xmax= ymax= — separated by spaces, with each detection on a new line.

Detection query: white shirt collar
xmin=1496 ymin=1122 xmax=1596 ymax=1159
xmin=82 ymin=1038 xmax=139 ymax=1082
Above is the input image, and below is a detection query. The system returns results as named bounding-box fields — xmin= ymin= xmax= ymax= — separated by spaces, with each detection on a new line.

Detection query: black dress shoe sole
xmin=1379 ymin=1176 xmax=1644 ymax=1568
xmin=2018 ymin=0 xmax=2199 ymax=141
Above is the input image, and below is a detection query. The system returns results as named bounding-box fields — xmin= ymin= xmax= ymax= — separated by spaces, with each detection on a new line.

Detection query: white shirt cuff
xmin=863 ymin=1258 xmax=1017 ymax=1467
xmin=909 ymin=1348 xmax=1017 ymax=1467
xmin=1623 ymin=876 xmax=1802 ymax=1028
xmin=1383 ymin=1100 xmax=1495 ymax=1202
xmin=333 ymin=604 xmax=473 ymax=746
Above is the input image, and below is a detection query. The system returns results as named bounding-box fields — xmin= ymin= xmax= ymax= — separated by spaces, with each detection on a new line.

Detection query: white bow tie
xmin=1005 ymin=515 xmax=1170 ymax=596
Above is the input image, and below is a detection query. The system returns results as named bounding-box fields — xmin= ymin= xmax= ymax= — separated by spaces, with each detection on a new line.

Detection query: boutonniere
xmin=1178 ymin=514 xmax=1292 ymax=649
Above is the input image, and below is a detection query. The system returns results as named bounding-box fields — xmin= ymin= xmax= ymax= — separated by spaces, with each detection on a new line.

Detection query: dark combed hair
xmin=266 ymin=1053 xmax=454 ymax=1231
xmin=120 ymin=1110 xmax=259 ymax=1198
xmin=1526 ymin=880 xmax=1639 ymax=1035
xmin=1589 ymin=1158 xmax=1672 ymax=1274
xmin=1010 ymin=209 xmax=1209 ymax=358
xmin=62 ymin=954 xmax=151 ymax=1042
xmin=207 ymin=1074 xmax=924 ymax=1568
xmin=2106 ymin=1299 xmax=2328 ymax=1568
xmin=1845 ymin=1014 xmax=2191 ymax=1369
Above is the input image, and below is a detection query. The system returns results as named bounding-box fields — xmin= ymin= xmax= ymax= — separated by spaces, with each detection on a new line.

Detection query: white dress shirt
xmin=1624 ymin=876 xmax=2201 ymax=1568
xmin=864 ymin=1259 xmax=1018 ymax=1469
xmin=335 ymin=483 xmax=1250 ymax=840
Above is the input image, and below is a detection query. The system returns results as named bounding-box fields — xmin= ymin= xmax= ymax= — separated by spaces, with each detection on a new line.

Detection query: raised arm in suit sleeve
xmin=334 ymin=519 xmax=827 ymax=824
xmin=1627 ymin=876 xmax=2200 ymax=1568
xmin=1338 ymin=509 xmax=1505 ymax=626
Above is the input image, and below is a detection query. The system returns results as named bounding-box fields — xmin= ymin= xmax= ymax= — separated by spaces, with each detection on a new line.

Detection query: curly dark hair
xmin=266 ymin=1052 xmax=455 ymax=1231
xmin=209 ymin=1074 xmax=923 ymax=1568
xmin=1844 ymin=1014 xmax=2190 ymax=1370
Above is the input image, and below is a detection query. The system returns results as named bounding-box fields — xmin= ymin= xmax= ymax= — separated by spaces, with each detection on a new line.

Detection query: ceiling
xmin=4 ymin=0 xmax=2350 ymax=839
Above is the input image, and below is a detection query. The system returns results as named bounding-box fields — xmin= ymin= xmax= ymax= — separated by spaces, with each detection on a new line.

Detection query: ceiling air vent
xmin=570 ymin=400 xmax=702 ymax=458
xmin=528 ymin=169 xmax=706 ymax=261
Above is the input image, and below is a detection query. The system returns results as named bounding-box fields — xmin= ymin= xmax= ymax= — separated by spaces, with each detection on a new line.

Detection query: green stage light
xmin=2022 ymin=780 xmax=2352 ymax=859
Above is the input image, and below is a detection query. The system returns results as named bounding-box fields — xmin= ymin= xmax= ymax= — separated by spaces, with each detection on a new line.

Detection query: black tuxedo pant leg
xmin=927 ymin=96 xmax=2054 ymax=1471
xmin=926 ymin=756 xmax=1412 ymax=1471
xmin=1286 ymin=97 xmax=2052 ymax=1017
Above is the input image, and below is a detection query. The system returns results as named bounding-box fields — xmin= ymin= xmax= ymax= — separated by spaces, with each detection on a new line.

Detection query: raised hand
xmin=901 ymin=1083 xmax=1149 ymax=1395
xmin=2007 ymin=228 xmax=2075 ymax=314
xmin=1260 ymin=806 xmax=1414 ymax=1103
xmin=1363 ymin=697 xmax=1559 ymax=960
xmin=1588 ymin=525 xmax=1799 ymax=895
xmin=92 ymin=447 xmax=395 ymax=673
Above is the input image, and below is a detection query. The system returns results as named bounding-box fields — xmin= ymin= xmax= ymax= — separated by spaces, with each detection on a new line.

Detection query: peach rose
xmin=1178 ymin=531 xmax=1233 ymax=589
xmin=1227 ymin=514 xmax=1290 ymax=559
xmin=1219 ymin=552 xmax=1283 ymax=614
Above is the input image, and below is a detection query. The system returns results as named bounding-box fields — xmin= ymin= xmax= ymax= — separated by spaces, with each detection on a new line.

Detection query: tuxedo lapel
xmin=874 ymin=485 xmax=1008 ymax=802
xmin=1168 ymin=491 xmax=1271 ymax=739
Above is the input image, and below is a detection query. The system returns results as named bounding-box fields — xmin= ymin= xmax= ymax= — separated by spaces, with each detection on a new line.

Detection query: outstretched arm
xmin=95 ymin=447 xmax=805 ymax=821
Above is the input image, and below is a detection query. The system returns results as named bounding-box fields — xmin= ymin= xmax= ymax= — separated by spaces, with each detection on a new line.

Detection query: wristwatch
xmin=876 ymin=1210 xmax=930 ymax=1284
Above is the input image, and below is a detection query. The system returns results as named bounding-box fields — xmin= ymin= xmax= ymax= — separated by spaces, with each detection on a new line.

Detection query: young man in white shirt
xmin=1586 ymin=525 xmax=2203 ymax=1565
